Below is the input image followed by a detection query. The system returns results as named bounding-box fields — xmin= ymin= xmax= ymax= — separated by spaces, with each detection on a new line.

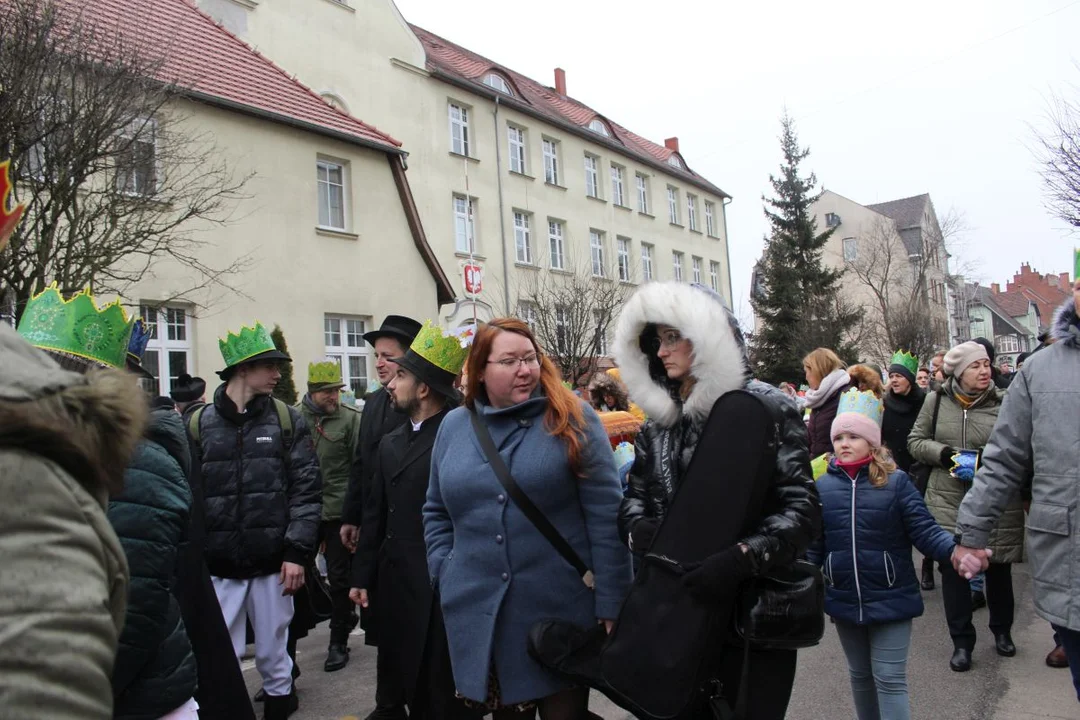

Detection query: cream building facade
xmin=196 ymin=0 xmax=734 ymax=345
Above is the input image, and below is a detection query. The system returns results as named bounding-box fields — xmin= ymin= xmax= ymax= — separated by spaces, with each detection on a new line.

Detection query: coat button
xmin=764 ymin=552 xmax=770 ymax=562
xmin=387 ymin=531 xmax=394 ymax=539
xmin=519 ymin=418 xmax=530 ymax=427
xmin=496 ymin=534 xmax=504 ymax=544
xmin=501 ymin=572 xmax=509 ymax=581
xmin=389 ymin=505 xmax=395 ymax=513
xmin=497 ymin=494 xmax=506 ymax=504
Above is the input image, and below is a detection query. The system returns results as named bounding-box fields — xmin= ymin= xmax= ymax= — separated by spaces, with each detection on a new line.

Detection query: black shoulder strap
xmin=930 ymin=390 xmax=943 ymax=437
xmin=273 ymin=398 xmax=294 ymax=452
xmin=469 ymin=410 xmax=594 ymax=588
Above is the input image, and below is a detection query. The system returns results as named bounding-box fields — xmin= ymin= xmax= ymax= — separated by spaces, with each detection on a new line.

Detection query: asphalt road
xmin=243 ymin=555 xmax=1076 ymax=719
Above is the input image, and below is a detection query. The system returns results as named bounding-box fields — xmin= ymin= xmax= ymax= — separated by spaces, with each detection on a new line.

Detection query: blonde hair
xmin=869 ymin=445 xmax=897 ymax=488
xmin=803 ymin=348 xmax=845 ymax=383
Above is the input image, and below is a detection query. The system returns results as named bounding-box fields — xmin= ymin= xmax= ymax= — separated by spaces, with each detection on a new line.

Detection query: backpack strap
xmin=187 ymin=405 xmax=206 ymax=452
xmin=272 ymin=397 xmax=294 ymax=453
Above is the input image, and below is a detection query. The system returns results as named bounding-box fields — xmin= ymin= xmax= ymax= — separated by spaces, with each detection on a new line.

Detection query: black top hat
xmin=363 ymin=315 xmax=423 ymax=348
xmin=171 ymin=373 xmax=207 ymax=402
xmin=392 ymin=350 xmax=461 ymax=401
xmin=126 ymin=356 xmax=157 ymax=381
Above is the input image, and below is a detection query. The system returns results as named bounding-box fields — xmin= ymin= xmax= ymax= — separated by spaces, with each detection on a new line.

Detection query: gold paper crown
xmin=16 ymin=284 xmax=135 ymax=368
xmin=308 ymin=359 xmax=344 ymax=386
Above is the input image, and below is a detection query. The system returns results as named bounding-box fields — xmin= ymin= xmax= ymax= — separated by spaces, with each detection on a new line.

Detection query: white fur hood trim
xmin=612 ymin=282 xmax=747 ymax=428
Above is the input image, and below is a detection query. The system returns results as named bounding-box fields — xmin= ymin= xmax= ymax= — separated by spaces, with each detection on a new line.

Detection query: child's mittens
xmin=810 ymin=454 xmax=830 ymax=480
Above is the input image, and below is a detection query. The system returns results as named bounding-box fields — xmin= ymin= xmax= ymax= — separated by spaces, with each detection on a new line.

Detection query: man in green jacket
xmin=299 ymin=360 xmax=362 ymax=672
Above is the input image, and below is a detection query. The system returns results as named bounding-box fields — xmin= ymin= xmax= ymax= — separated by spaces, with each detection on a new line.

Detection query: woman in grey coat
xmin=424 ymin=318 xmax=632 ymax=719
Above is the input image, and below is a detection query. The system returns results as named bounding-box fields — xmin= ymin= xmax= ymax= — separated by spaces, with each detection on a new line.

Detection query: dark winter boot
xmin=971 ymin=590 xmax=987 ymax=610
xmin=263 ymin=692 xmax=299 ymax=720
xmin=325 ymin=643 xmax=350 ymax=672
xmin=920 ymin=557 xmax=935 ymax=590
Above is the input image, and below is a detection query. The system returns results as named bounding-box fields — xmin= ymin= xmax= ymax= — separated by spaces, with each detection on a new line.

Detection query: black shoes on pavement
xmin=1047 ymin=644 xmax=1069 ymax=668
xmin=325 ymin=644 xmax=350 ymax=672
xmin=949 ymin=648 xmax=972 ymax=672
xmin=971 ymin=590 xmax=987 ymax=610
xmin=994 ymin=633 xmax=1017 ymax=657
xmin=262 ymin=692 xmax=299 ymax=720
xmin=920 ymin=563 xmax=935 ymax=591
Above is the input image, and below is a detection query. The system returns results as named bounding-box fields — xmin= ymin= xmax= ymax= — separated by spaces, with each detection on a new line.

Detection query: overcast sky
xmin=395 ymin=0 xmax=1079 ymax=320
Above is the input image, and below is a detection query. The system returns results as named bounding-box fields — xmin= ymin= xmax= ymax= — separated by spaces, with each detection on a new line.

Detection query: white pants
xmin=212 ymin=574 xmax=295 ymax=697
xmin=157 ymin=698 xmax=199 ymax=719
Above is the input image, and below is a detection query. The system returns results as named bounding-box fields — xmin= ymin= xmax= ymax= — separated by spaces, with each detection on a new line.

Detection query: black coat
xmin=341 ymin=387 xmax=408 ymax=526
xmin=353 ymin=408 xmax=450 ymax=702
xmin=192 ymin=385 xmax=322 ymax=578
xmin=881 ymin=386 xmax=925 ymax=473
xmin=806 ymin=381 xmax=854 ymax=458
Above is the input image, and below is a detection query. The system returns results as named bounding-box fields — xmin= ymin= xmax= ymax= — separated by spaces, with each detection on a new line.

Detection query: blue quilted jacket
xmin=807 ymin=461 xmax=955 ymax=625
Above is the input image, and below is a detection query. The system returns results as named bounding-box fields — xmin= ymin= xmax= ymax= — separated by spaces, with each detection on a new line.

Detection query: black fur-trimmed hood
xmin=613 ymin=282 xmax=748 ymax=428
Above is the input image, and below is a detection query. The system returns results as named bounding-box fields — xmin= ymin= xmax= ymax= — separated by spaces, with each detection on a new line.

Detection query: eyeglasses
xmin=650 ymin=330 xmax=684 ymax=352
xmin=487 ymin=354 xmax=541 ymax=369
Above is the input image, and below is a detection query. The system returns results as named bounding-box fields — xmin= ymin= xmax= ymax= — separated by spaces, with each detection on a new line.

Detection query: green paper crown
xmin=1074 ymin=247 xmax=1079 ymax=282
xmin=17 ymin=284 xmax=135 ymax=369
xmin=889 ymin=350 xmax=919 ymax=376
xmin=409 ymin=321 xmax=472 ymax=376
xmin=219 ymin=321 xmax=276 ymax=368
xmin=308 ymin=359 xmax=344 ymax=386
xmin=837 ymin=388 xmax=884 ymax=425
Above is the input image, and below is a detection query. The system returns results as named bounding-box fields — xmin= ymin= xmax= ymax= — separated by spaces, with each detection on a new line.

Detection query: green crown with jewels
xmin=16 ymin=284 xmax=135 ymax=369
xmin=219 ymin=321 xmax=276 ymax=369
xmin=409 ymin=321 xmax=473 ymax=376
xmin=890 ymin=350 xmax=919 ymax=376
xmin=308 ymin=359 xmax=344 ymax=386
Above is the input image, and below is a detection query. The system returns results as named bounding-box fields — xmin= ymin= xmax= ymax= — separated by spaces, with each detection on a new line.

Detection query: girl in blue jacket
xmin=807 ymin=389 xmax=957 ymax=720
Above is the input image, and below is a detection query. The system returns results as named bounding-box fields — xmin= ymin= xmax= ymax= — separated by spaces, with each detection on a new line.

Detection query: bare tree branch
xmin=1033 ymin=82 xmax=1080 ymax=230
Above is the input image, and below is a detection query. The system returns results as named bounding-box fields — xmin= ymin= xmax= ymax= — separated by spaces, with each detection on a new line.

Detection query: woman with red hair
xmin=424 ymin=319 xmax=632 ymax=720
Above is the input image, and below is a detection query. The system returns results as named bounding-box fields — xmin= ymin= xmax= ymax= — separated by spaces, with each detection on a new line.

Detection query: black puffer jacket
xmin=192 ymin=385 xmax=322 ymax=578
xmin=109 ymin=402 xmax=198 ymax=719
xmin=613 ymin=281 xmax=821 ymax=576
xmin=881 ymin=386 xmax=925 ymax=473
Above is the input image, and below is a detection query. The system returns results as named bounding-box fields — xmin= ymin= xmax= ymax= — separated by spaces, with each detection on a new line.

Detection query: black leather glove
xmin=939 ymin=446 xmax=956 ymax=469
xmin=682 ymin=545 xmax=754 ymax=601
xmin=629 ymin=518 xmax=658 ymax=552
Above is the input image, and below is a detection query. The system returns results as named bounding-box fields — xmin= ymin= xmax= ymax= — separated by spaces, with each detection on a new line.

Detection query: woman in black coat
xmin=802 ymin=348 xmax=853 ymax=457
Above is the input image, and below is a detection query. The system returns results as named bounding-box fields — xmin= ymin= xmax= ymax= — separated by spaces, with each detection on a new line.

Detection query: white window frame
xmin=636 ymin=173 xmax=650 ymax=213
xmin=324 ymin=315 xmax=372 ymax=397
xmin=584 ymin=154 xmax=600 ymax=198
xmin=692 ymin=256 xmax=702 ymax=284
xmin=667 ymin=186 xmax=680 ymax=224
xmin=668 ymin=154 xmax=683 ymax=169
xmin=709 ymin=261 xmax=720 ymax=292
xmin=138 ymin=304 xmax=192 ymax=396
xmin=519 ymin=301 xmax=537 ymax=331
xmin=590 ymin=230 xmax=605 ymax=278
xmin=514 ymin=211 xmax=532 ymax=264
xmin=610 ymin=164 xmax=626 ymax=206
xmin=641 ymin=243 xmax=654 ymax=281
xmin=555 ymin=305 xmax=570 ymax=353
xmin=616 ymin=237 xmax=631 ymax=282
xmin=843 ymin=237 xmax=858 ymax=262
xmin=705 ymin=201 xmax=716 ymax=237
xmin=996 ymin=335 xmax=1020 ymax=354
xmin=593 ymin=310 xmax=608 ymax=356
xmin=483 ymin=73 xmax=512 ymax=95
xmin=672 ymin=251 xmax=684 ymax=281
xmin=543 ymin=138 xmax=560 ymax=185
xmin=588 ymin=118 xmax=610 ymax=137
xmin=548 ymin=220 xmax=566 ymax=270
xmin=317 ymin=158 xmax=347 ymax=230
xmin=117 ymin=118 xmax=158 ymax=197
xmin=453 ymin=194 xmax=476 ymax=254
xmin=449 ymin=102 xmax=470 ymax=156
xmin=687 ymin=194 xmax=698 ymax=231
xmin=508 ymin=125 xmax=526 ymax=174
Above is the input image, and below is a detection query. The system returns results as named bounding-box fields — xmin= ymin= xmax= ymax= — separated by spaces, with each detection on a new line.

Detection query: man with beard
xmin=351 ymin=322 xmax=475 ymax=720
xmin=340 ymin=315 xmax=422 ymax=720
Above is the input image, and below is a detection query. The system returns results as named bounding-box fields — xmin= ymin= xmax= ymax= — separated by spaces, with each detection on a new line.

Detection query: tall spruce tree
xmin=751 ymin=113 xmax=858 ymax=385
xmin=270 ymin=324 xmax=299 ymax=404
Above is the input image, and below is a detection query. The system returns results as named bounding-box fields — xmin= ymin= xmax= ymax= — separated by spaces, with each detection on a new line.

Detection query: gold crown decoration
xmin=16 ymin=284 xmax=135 ymax=369
xmin=0 ymin=159 xmax=26 ymax=252
xmin=889 ymin=350 xmax=919 ymax=376
xmin=308 ymin=358 xmax=344 ymax=387
xmin=218 ymin=321 xmax=277 ymax=368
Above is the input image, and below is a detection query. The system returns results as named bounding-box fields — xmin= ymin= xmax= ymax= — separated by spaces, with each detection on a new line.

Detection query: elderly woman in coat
xmin=424 ymin=318 xmax=632 ymax=720
xmin=907 ymin=341 xmax=1024 ymax=673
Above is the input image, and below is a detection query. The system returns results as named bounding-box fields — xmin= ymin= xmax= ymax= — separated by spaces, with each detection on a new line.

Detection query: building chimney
xmin=554 ymin=68 xmax=566 ymax=96
xmin=991 ymin=283 xmax=1001 ymax=294
xmin=1061 ymin=272 xmax=1071 ymax=286
xmin=665 ymin=137 xmax=680 ymax=153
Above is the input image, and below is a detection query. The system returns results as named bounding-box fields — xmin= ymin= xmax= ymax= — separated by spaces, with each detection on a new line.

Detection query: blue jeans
xmin=1052 ymin=625 xmax=1080 ymax=702
xmin=835 ymin=619 xmax=913 ymax=720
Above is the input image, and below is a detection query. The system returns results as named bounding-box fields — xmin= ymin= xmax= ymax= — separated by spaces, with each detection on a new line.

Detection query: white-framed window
xmin=692 ymin=256 xmax=702 ymax=284
xmin=483 ymin=73 xmax=512 ymax=95
xmin=117 ymin=118 xmax=157 ymax=196
xmin=996 ymin=335 xmax=1020 ymax=354
xmin=590 ymin=230 xmax=605 ymax=277
xmin=514 ymin=211 xmax=532 ymax=264
xmin=508 ymin=125 xmax=526 ymax=174
xmin=584 ymin=154 xmax=599 ymax=198
xmin=453 ymin=194 xmax=476 ymax=254
xmin=543 ymin=138 xmax=560 ymax=185
xmin=616 ymin=237 xmax=631 ymax=282
xmin=324 ymin=315 xmax=371 ymax=396
xmin=672 ymin=251 xmax=684 ymax=281
xmin=641 ymin=243 xmax=654 ymax=281
xmin=555 ymin=305 xmax=570 ymax=354
xmin=843 ymin=237 xmax=858 ymax=262
xmin=138 ymin=304 xmax=192 ymax=396
xmin=636 ymin=174 xmax=650 ymax=213
xmin=668 ymin=154 xmax=683 ymax=169
xmin=519 ymin=300 xmax=537 ymax=331
xmin=449 ymin=102 xmax=470 ymax=156
xmin=317 ymin=159 xmax=347 ymax=230
xmin=709 ymin=261 xmax=720 ymax=292
xmin=667 ymin=186 xmax=680 ymax=224
xmin=705 ymin=201 xmax=717 ymax=237
xmin=687 ymin=194 xmax=698 ymax=231
xmin=548 ymin=220 xmax=565 ymax=270
xmin=593 ymin=310 xmax=608 ymax=356
xmin=588 ymin=118 xmax=610 ymax=137
xmin=825 ymin=212 xmax=841 ymax=228
xmin=610 ymin=164 xmax=626 ymax=206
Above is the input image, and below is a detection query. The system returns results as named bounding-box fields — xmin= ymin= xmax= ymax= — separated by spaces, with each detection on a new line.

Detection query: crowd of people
xmin=2 ymin=169 xmax=1079 ymax=720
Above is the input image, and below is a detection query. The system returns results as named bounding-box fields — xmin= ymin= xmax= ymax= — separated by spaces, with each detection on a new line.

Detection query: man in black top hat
xmin=339 ymin=314 xmax=422 ymax=720
xmin=171 ymin=374 xmax=207 ymax=422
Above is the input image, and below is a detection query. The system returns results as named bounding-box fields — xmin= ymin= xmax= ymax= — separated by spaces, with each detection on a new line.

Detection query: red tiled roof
xmin=70 ymin=0 xmax=401 ymax=152
xmin=990 ymin=289 xmax=1032 ymax=318
xmin=410 ymin=24 xmax=730 ymax=199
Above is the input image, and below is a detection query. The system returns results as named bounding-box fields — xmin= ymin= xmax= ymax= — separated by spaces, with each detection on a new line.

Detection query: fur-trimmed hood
xmin=1051 ymin=298 xmax=1080 ymax=345
xmin=589 ymin=373 xmax=630 ymax=411
xmin=0 ymin=323 xmax=147 ymax=498
xmin=613 ymin=282 xmax=748 ymax=428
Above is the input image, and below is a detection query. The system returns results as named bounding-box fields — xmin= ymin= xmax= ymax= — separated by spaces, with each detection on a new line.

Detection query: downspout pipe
xmin=722 ymin=197 xmax=735 ymax=309
xmin=493 ymin=96 xmax=512 ymax=314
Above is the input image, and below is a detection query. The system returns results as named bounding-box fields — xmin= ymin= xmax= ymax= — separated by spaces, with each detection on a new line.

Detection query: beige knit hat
xmin=943 ymin=341 xmax=989 ymax=378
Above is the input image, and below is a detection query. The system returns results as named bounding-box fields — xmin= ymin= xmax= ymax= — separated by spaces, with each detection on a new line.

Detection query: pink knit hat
xmin=830 ymin=389 xmax=884 ymax=448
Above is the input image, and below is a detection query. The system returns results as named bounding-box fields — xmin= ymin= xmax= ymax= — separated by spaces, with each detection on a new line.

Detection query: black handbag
xmin=734 ymin=559 xmax=824 ymax=650
xmin=908 ymin=391 xmax=943 ymax=495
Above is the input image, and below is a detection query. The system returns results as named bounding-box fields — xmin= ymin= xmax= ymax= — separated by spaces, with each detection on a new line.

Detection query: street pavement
xmin=243 ymin=556 xmax=1076 ymax=719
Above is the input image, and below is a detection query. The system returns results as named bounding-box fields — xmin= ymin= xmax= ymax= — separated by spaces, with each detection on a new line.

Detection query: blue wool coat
xmin=807 ymin=462 xmax=955 ymax=625
xmin=424 ymin=393 xmax=633 ymax=705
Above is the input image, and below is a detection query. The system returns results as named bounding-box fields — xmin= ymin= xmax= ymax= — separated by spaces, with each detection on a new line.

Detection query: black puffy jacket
xmin=191 ymin=385 xmax=322 ymax=579
xmin=612 ymin=282 xmax=821 ymax=577
xmin=881 ymin=386 xmax=925 ymax=473
xmin=109 ymin=403 xmax=198 ymax=719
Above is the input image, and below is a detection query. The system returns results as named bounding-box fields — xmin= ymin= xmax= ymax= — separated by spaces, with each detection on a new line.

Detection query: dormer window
xmin=588 ymin=118 xmax=610 ymax=137
xmin=667 ymin=154 xmax=683 ymax=169
xmin=483 ymin=73 xmax=512 ymax=95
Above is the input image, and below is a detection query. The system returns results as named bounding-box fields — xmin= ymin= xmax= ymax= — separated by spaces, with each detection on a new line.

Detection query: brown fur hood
xmin=590 ymin=373 xmax=630 ymax=411
xmin=0 ymin=323 xmax=147 ymax=497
